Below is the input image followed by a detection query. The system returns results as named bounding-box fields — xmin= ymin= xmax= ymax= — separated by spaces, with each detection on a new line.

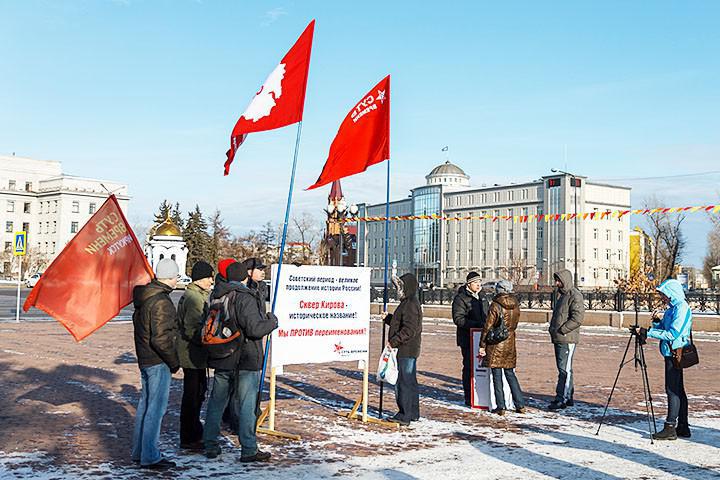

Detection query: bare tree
xmin=703 ymin=215 xmax=720 ymax=288
xmin=644 ymin=196 xmax=687 ymax=282
xmin=287 ymin=212 xmax=321 ymax=264
xmin=505 ymin=254 xmax=529 ymax=286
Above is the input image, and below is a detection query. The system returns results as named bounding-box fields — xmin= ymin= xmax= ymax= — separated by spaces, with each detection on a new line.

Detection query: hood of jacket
xmin=133 ymin=279 xmax=172 ymax=308
xmin=554 ymin=269 xmax=574 ymax=294
xmin=494 ymin=293 xmax=518 ymax=309
xmin=399 ymin=273 xmax=418 ymax=299
xmin=656 ymin=279 xmax=686 ymax=306
xmin=211 ymin=277 xmax=250 ymax=299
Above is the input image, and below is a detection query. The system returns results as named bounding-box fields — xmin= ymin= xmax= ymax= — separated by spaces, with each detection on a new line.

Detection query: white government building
xmin=0 ymin=155 xmax=129 ymax=279
xmin=357 ymin=161 xmax=631 ymax=289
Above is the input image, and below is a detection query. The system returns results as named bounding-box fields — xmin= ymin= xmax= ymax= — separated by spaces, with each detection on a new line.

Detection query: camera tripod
xmin=596 ymin=296 xmax=657 ymax=443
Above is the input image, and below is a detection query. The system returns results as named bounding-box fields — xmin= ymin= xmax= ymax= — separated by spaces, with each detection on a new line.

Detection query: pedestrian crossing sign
xmin=14 ymin=232 xmax=26 ymax=256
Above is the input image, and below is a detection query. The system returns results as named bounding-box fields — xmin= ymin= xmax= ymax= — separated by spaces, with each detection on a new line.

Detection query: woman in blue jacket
xmin=646 ymin=279 xmax=693 ymax=440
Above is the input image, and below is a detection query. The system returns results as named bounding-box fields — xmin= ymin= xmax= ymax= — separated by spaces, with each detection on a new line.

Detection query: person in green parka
xmin=176 ymin=261 xmax=214 ymax=450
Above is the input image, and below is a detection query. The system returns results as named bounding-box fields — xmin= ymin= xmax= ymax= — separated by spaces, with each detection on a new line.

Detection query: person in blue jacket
xmin=645 ymin=279 xmax=693 ymax=440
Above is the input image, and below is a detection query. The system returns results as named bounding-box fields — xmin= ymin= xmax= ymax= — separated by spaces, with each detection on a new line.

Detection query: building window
xmin=53 ymin=201 xmax=58 ymax=213
xmin=494 ymin=192 xmax=500 ymax=202
xmin=522 ymin=248 xmax=528 ymax=260
xmin=6 ymin=201 xmax=14 ymax=212
xmin=25 ymin=182 xmax=32 ymax=192
xmin=606 ymin=249 xmax=611 ymax=261
xmin=593 ymin=228 xmax=598 ymax=240
xmin=617 ymin=249 xmax=623 ymax=261
xmin=72 ymin=201 xmax=80 ymax=213
xmin=605 ymin=230 xmax=611 ymax=241
xmin=23 ymin=202 xmax=31 ymax=214
xmin=8 ymin=180 xmax=16 ymax=190
xmin=593 ymin=248 xmax=598 ymax=260
xmin=5 ymin=221 xmax=13 ymax=233
xmin=22 ymin=222 xmax=29 ymax=232
xmin=605 ymin=270 xmax=610 ymax=280
xmin=51 ymin=242 xmax=56 ymax=254
xmin=509 ymin=190 xmax=515 ymax=201
xmin=89 ymin=203 xmax=97 ymax=214
xmin=618 ymin=231 xmax=623 ymax=242
xmin=71 ymin=222 xmax=79 ymax=233
xmin=4 ymin=242 xmax=11 ymax=252
xmin=53 ymin=221 xmax=57 ymax=233
xmin=493 ymin=248 xmax=499 ymax=262
xmin=593 ymin=268 xmax=599 ymax=279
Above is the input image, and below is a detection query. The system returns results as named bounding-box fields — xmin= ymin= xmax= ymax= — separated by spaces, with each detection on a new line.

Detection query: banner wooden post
xmin=256 ymin=367 xmax=301 ymax=441
xmin=269 ymin=367 xmax=277 ymax=431
xmin=362 ymin=361 xmax=369 ymax=422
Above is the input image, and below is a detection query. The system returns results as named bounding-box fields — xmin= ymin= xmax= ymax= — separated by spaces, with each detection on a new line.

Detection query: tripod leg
xmin=596 ymin=333 xmax=634 ymax=435
xmin=638 ymin=343 xmax=658 ymax=436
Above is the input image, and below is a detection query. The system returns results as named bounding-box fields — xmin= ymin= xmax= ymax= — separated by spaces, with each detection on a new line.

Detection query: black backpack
xmin=201 ymin=290 xmax=243 ymax=360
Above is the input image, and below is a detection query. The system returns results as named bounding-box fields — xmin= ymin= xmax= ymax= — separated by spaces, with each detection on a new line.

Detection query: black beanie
xmin=191 ymin=261 xmax=214 ymax=281
xmin=466 ymin=271 xmax=481 ymax=284
xmin=226 ymin=261 xmax=248 ymax=282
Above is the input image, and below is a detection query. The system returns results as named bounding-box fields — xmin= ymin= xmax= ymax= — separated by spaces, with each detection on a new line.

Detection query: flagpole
xmin=259 ymin=121 xmax=303 ymax=401
xmin=379 ymin=157 xmax=391 ymax=418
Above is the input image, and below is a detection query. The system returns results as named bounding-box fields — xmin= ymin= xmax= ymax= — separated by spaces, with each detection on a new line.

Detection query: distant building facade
xmin=0 ymin=155 xmax=128 ymax=279
xmin=358 ymin=161 xmax=632 ymax=289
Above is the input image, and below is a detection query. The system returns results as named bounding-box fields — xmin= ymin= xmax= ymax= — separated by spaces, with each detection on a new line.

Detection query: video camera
xmin=628 ymin=325 xmax=648 ymax=345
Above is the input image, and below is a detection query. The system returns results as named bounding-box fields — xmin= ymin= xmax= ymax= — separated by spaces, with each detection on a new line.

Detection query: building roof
xmin=427 ymin=160 xmax=467 ymax=177
xmin=329 ymin=180 xmax=343 ymax=201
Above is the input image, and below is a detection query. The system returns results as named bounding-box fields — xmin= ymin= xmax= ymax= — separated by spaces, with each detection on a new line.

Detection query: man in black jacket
xmin=451 ymin=271 xmax=489 ymax=407
xmin=131 ymin=258 xmax=180 ymax=471
xmin=203 ymin=262 xmax=278 ymax=462
xmin=383 ymin=273 xmax=422 ymax=426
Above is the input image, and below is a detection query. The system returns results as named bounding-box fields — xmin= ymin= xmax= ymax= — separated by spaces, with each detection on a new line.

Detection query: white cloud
xmin=261 ymin=7 xmax=288 ymax=27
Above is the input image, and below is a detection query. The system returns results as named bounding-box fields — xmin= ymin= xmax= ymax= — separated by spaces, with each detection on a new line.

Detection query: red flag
xmin=225 ymin=20 xmax=315 ymax=175
xmin=23 ymin=195 xmax=153 ymax=341
xmin=307 ymin=75 xmax=390 ymax=190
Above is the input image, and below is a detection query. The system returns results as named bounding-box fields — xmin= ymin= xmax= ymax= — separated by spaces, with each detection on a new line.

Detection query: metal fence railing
xmin=370 ymin=287 xmax=720 ymax=315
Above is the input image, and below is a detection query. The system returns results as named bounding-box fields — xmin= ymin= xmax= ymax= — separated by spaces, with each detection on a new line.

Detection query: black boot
xmin=652 ymin=423 xmax=677 ymax=441
xmin=676 ymin=424 xmax=691 ymax=438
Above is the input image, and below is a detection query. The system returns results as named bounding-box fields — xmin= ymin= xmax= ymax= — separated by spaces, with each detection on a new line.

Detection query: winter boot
xmin=652 ymin=423 xmax=677 ymax=441
xmin=548 ymin=401 xmax=566 ymax=411
xmin=491 ymin=408 xmax=506 ymax=416
xmin=676 ymin=424 xmax=691 ymax=438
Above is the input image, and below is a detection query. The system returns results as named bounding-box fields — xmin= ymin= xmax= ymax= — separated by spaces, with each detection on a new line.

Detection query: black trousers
xmin=460 ymin=341 xmax=473 ymax=406
xmin=180 ymin=368 xmax=207 ymax=445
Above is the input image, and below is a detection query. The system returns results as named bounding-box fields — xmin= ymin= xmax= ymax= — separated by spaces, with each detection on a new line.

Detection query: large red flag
xmin=225 ymin=20 xmax=315 ymax=175
xmin=23 ymin=195 xmax=153 ymax=341
xmin=307 ymin=75 xmax=390 ymax=190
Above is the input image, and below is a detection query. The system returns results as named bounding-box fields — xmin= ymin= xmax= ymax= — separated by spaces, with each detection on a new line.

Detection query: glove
xmin=267 ymin=312 xmax=279 ymax=328
xmin=170 ymin=365 xmax=180 ymax=374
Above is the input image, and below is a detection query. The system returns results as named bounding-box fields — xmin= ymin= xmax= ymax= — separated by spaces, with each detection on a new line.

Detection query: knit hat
xmin=155 ymin=258 xmax=179 ymax=279
xmin=226 ymin=261 xmax=248 ymax=283
xmin=191 ymin=260 xmax=214 ymax=281
xmin=217 ymin=258 xmax=236 ymax=279
xmin=496 ymin=279 xmax=514 ymax=294
xmin=242 ymin=257 xmax=267 ymax=271
xmin=466 ymin=271 xmax=481 ymax=284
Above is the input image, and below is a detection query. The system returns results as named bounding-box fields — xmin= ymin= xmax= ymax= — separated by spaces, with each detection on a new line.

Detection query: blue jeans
xmin=204 ymin=369 xmax=261 ymax=457
xmin=395 ymin=357 xmax=419 ymax=421
xmin=664 ymin=357 xmax=688 ymax=426
xmin=491 ymin=368 xmax=526 ymax=410
xmin=131 ymin=363 xmax=171 ymax=466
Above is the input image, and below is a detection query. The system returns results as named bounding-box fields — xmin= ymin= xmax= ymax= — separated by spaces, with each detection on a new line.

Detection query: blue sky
xmin=2 ymin=1 xmax=719 ymax=266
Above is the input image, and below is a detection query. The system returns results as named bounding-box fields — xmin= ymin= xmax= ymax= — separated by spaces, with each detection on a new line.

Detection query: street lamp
xmin=326 ymin=201 xmax=358 ymax=266
xmin=551 ymin=168 xmax=580 ymax=287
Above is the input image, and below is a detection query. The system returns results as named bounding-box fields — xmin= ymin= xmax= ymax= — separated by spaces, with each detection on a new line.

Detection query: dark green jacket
xmin=177 ymin=282 xmax=210 ymax=369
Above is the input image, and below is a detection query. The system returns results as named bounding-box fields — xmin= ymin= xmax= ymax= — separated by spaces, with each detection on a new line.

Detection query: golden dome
xmin=153 ymin=217 xmax=182 ymax=237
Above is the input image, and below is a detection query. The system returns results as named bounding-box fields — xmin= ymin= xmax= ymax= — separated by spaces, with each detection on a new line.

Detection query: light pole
xmin=325 ymin=200 xmax=358 ymax=267
xmin=551 ymin=168 xmax=580 ymax=286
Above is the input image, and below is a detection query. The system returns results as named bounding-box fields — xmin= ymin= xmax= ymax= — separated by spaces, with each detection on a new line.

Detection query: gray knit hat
xmin=155 ymin=258 xmax=179 ymax=279
xmin=496 ymin=279 xmax=514 ymax=294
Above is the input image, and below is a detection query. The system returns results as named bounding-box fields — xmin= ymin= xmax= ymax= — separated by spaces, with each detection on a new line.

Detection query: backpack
xmin=484 ymin=305 xmax=509 ymax=345
xmin=201 ymin=290 xmax=243 ymax=360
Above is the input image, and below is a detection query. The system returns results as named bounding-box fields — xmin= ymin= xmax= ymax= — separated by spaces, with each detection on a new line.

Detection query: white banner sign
xmin=471 ymin=329 xmax=515 ymax=410
xmin=270 ymin=264 xmax=371 ymax=368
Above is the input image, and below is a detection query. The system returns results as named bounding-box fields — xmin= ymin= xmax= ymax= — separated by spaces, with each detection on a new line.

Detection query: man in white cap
xmin=131 ymin=258 xmax=180 ymax=470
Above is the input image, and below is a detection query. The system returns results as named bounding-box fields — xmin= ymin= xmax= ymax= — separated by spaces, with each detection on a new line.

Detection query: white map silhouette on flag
xmin=240 ymin=63 xmax=286 ymax=122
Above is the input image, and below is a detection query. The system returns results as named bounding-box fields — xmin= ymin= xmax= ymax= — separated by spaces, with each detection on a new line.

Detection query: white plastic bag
xmin=377 ymin=346 xmax=399 ymax=385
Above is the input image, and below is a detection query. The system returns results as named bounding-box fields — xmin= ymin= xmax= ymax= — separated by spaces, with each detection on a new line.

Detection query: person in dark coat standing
xmin=452 ymin=271 xmax=489 ymax=406
xmin=479 ymin=280 xmax=526 ymax=415
xmin=131 ymin=258 xmax=180 ymax=471
xmin=383 ymin=273 xmax=422 ymax=426
xmin=203 ymin=262 xmax=278 ymax=462
xmin=548 ymin=269 xmax=585 ymax=410
xmin=176 ymin=261 xmax=214 ymax=451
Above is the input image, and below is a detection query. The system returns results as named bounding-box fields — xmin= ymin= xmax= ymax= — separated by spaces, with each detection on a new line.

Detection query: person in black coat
xmin=383 ymin=273 xmax=422 ymax=425
xmin=451 ymin=271 xmax=489 ymax=406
